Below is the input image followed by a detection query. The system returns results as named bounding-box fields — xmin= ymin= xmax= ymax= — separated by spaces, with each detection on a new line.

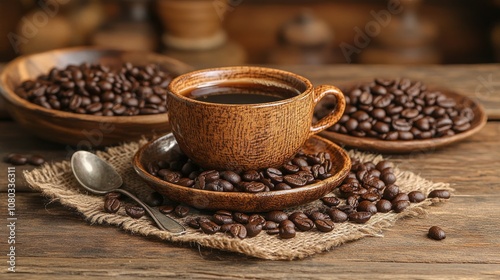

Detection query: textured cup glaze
xmin=167 ymin=66 xmax=345 ymax=171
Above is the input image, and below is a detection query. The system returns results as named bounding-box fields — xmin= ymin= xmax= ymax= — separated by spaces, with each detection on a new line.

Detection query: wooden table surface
xmin=1 ymin=64 xmax=499 ymax=279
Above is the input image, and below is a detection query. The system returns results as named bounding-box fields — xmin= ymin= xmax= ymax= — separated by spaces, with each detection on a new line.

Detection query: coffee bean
xmin=233 ymin=212 xmax=249 ymax=224
xmin=392 ymin=193 xmax=410 ymax=203
xmin=357 ymin=201 xmax=377 ymax=214
xmin=104 ymin=196 xmax=121 ymax=213
xmin=278 ymin=220 xmax=296 ymax=239
xmin=186 ymin=218 xmax=201 ymax=229
xmin=428 ymin=226 xmax=446 ymax=240
xmin=200 ymin=221 xmax=220 ymax=234
xmin=376 ymin=199 xmax=392 ymax=213
xmin=212 ymin=211 xmax=234 ymax=225
xmin=28 ymin=154 xmax=46 ymax=166
xmin=428 ymin=189 xmax=451 ymax=199
xmin=327 ymin=209 xmax=348 ymax=223
xmin=263 ymin=221 xmax=278 ymax=230
xmin=283 ymin=174 xmax=308 ymax=187
xmin=292 ymin=217 xmax=315 ymax=231
xmin=6 ymin=154 xmax=27 ymax=165
xmin=220 ymin=171 xmax=241 ymax=185
xmin=229 ymin=224 xmax=247 ymax=239
xmin=125 ymin=205 xmax=145 ymax=219
xmin=392 ymin=200 xmax=410 ymax=213
xmin=408 ymin=191 xmax=426 ymax=203
xmin=174 ymin=205 xmax=190 ymax=217
xmin=158 ymin=205 xmax=175 ymax=214
xmin=241 ymin=181 xmax=266 ymax=193
xmin=248 ymin=214 xmax=266 ymax=226
xmin=383 ymin=184 xmax=400 ymax=200
xmin=315 ymin=219 xmax=335 ymax=232
xmin=242 ymin=170 xmax=261 ymax=181
xmin=321 ymin=196 xmax=340 ymax=207
xmin=348 ymin=212 xmax=372 ymax=224
xmin=308 ymin=211 xmax=330 ymax=221
xmin=266 ymin=168 xmax=283 ymax=182
xmin=265 ymin=211 xmax=288 ymax=223
xmin=246 ymin=221 xmax=263 ymax=237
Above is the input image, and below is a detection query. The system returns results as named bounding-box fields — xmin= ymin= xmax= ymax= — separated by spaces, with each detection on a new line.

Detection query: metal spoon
xmin=70 ymin=150 xmax=186 ymax=235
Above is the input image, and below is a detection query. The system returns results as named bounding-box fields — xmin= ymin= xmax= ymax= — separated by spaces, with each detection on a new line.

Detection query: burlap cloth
xmin=24 ymin=139 xmax=452 ymax=260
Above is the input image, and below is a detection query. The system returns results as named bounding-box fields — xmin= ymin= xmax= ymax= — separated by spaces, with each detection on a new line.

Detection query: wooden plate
xmin=320 ymin=89 xmax=487 ymax=154
xmin=0 ymin=47 xmax=193 ymax=146
xmin=132 ymin=133 xmax=351 ymax=212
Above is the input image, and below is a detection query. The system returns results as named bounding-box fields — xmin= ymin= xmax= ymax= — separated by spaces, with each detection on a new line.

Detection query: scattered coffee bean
xmin=321 ymin=196 xmax=340 ymax=207
xmin=159 ymin=204 xmax=176 ymax=214
xmin=392 ymin=200 xmax=411 ymax=213
xmin=428 ymin=226 xmax=446 ymax=240
xmin=4 ymin=154 xmax=27 ymax=165
xmin=327 ymin=208 xmax=348 ymax=223
xmin=265 ymin=211 xmax=288 ymax=223
xmin=174 ymin=205 xmax=190 ymax=218
xmin=408 ymin=191 xmax=426 ymax=203
xmin=200 ymin=221 xmax=220 ymax=234
xmin=125 ymin=205 xmax=145 ymax=219
xmin=315 ymin=219 xmax=335 ymax=232
xmin=212 ymin=210 xmax=234 ymax=225
xmin=357 ymin=200 xmax=377 ymax=214
xmin=103 ymin=196 xmax=121 ymax=213
xmin=229 ymin=224 xmax=247 ymax=239
xmin=316 ymin=78 xmax=474 ymax=139
xmin=233 ymin=212 xmax=250 ymax=224
xmin=348 ymin=212 xmax=372 ymax=224
xmin=428 ymin=189 xmax=451 ymax=199
xmin=246 ymin=221 xmax=263 ymax=238
xmin=16 ymin=63 xmax=173 ymax=116
xmin=28 ymin=155 xmax=45 ymax=166
xmin=292 ymin=217 xmax=315 ymax=231
xmin=279 ymin=220 xmax=296 ymax=239
xmin=376 ymin=199 xmax=392 ymax=213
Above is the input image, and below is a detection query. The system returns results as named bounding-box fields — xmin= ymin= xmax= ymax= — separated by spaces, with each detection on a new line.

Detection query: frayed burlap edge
xmin=24 ymin=140 xmax=453 ymax=260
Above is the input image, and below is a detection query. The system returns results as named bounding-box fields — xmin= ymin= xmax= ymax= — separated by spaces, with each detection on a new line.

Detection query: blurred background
xmin=0 ymin=0 xmax=499 ymax=68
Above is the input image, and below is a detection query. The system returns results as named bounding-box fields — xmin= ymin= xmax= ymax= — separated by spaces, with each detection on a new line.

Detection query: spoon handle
xmin=115 ymin=188 xmax=186 ymax=235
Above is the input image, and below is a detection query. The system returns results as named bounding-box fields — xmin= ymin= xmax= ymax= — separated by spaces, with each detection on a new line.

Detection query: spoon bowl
xmin=71 ymin=151 xmax=186 ymax=235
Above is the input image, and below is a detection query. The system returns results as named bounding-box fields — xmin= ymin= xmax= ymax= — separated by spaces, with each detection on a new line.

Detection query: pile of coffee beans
xmin=314 ymin=78 xmax=475 ymax=140
xmin=4 ymin=153 xmax=45 ymax=166
xmin=15 ymin=62 xmax=173 ymax=116
xmin=147 ymin=151 xmax=334 ymax=193
xmin=105 ymin=156 xmax=451 ymax=239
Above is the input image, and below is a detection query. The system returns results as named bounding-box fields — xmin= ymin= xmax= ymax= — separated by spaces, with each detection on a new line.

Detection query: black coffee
xmin=185 ymin=83 xmax=300 ymax=104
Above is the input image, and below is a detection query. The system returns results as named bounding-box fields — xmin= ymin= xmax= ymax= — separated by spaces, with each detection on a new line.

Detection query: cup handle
xmin=310 ymin=85 xmax=346 ymax=136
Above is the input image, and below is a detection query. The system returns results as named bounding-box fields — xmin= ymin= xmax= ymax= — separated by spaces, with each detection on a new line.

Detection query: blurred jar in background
xmin=12 ymin=0 xmax=104 ymax=55
xmin=91 ymin=0 xmax=160 ymax=52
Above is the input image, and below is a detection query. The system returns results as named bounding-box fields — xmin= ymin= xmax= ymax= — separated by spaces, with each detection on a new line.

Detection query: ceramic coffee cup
xmin=166 ymin=66 xmax=345 ymax=171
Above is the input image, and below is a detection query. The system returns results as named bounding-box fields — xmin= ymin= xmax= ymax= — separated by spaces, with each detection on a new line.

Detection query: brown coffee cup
xmin=166 ymin=66 xmax=345 ymax=171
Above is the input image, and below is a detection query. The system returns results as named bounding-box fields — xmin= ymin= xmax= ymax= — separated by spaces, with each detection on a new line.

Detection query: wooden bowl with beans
xmin=0 ymin=47 xmax=192 ymax=147
xmin=315 ymin=78 xmax=487 ymax=153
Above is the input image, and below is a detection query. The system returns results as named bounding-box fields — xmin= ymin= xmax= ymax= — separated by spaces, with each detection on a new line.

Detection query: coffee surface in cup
xmin=184 ymin=83 xmax=300 ymax=104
